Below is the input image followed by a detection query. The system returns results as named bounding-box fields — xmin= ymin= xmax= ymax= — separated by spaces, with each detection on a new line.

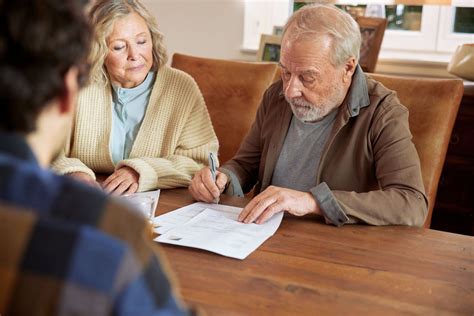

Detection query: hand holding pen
xmin=208 ymin=152 xmax=219 ymax=204
xmin=188 ymin=152 xmax=227 ymax=203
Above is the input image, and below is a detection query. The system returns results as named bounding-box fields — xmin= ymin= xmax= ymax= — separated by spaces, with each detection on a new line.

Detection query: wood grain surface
xmin=155 ymin=189 xmax=473 ymax=315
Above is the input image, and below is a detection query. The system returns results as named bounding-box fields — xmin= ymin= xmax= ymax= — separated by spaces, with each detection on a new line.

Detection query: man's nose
xmin=284 ymin=76 xmax=303 ymax=99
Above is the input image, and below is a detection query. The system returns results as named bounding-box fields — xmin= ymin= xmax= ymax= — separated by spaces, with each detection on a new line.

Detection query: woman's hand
xmin=102 ymin=166 xmax=139 ymax=195
xmin=68 ymin=172 xmax=101 ymax=189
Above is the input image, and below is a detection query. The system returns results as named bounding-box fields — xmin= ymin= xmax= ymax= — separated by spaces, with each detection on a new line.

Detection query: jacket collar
xmin=343 ymin=64 xmax=370 ymax=117
xmin=0 ymin=132 xmax=38 ymax=164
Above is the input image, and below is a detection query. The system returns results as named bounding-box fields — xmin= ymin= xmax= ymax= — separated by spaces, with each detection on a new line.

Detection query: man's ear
xmin=58 ymin=67 xmax=79 ymax=115
xmin=342 ymin=57 xmax=357 ymax=83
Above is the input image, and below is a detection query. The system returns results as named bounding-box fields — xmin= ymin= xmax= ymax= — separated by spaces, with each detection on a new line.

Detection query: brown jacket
xmin=221 ymin=67 xmax=428 ymax=226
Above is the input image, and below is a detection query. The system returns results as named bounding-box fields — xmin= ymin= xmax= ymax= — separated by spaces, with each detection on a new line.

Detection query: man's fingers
xmin=238 ymin=188 xmax=271 ymax=221
xmin=216 ymin=172 xmax=228 ymax=193
xmin=201 ymin=168 xmax=220 ymax=198
xmin=240 ymin=194 xmax=276 ymax=224
xmin=244 ymin=197 xmax=276 ymax=224
xmin=238 ymin=197 xmax=258 ymax=222
xmin=189 ymin=168 xmax=228 ymax=203
xmin=255 ymin=203 xmax=282 ymax=224
xmin=189 ymin=173 xmax=214 ymax=203
xmin=195 ymin=177 xmax=215 ymax=202
xmin=189 ymin=183 xmax=210 ymax=202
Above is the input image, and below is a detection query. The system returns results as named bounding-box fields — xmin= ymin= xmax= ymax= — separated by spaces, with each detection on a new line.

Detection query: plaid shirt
xmin=0 ymin=133 xmax=189 ymax=316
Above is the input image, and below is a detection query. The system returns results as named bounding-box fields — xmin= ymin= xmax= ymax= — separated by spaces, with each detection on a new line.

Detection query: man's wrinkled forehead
xmin=280 ymin=35 xmax=333 ymax=68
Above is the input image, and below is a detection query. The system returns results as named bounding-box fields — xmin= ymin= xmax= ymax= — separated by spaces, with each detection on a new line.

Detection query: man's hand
xmin=102 ymin=166 xmax=139 ymax=195
xmin=238 ymin=186 xmax=321 ymax=224
xmin=68 ymin=172 xmax=101 ymax=189
xmin=189 ymin=167 xmax=227 ymax=203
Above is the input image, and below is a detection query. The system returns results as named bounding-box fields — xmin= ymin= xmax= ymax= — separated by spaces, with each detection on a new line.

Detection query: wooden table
xmin=156 ymin=189 xmax=473 ymax=315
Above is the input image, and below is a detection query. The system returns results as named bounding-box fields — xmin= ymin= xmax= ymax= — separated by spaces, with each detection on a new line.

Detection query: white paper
xmin=153 ymin=202 xmax=243 ymax=234
xmin=154 ymin=204 xmax=283 ymax=260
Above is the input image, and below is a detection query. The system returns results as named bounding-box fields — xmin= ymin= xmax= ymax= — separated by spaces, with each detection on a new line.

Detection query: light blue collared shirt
xmin=110 ymin=72 xmax=156 ymax=165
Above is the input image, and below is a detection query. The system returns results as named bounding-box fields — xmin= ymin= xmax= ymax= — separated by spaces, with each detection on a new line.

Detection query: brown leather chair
xmin=171 ymin=53 xmax=279 ymax=164
xmin=369 ymin=74 xmax=464 ymax=228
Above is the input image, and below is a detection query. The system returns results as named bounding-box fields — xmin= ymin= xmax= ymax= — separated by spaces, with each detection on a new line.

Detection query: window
xmin=243 ymin=1 xmax=474 ymax=64
xmin=242 ymin=0 xmax=290 ymax=52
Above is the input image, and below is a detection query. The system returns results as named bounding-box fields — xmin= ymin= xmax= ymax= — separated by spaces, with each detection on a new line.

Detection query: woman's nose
xmin=128 ymin=45 xmax=139 ymax=60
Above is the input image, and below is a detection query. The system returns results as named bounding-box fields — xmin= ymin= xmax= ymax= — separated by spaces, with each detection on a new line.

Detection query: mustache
xmin=285 ymin=96 xmax=314 ymax=108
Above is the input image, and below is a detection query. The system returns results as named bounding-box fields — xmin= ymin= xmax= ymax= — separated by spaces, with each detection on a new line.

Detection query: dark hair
xmin=0 ymin=0 xmax=92 ymax=133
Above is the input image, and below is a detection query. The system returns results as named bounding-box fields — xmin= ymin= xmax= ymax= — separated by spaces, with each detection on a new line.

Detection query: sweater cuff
xmin=117 ymin=159 xmax=157 ymax=192
xmin=219 ymin=167 xmax=244 ymax=197
xmin=52 ymin=164 xmax=96 ymax=180
xmin=310 ymin=182 xmax=349 ymax=227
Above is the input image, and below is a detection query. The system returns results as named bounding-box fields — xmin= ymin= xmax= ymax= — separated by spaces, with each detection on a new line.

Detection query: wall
xmin=142 ymin=0 xmax=255 ymax=63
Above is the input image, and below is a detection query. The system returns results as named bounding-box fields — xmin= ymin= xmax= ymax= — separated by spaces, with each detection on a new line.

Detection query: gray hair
xmin=88 ymin=0 xmax=168 ymax=85
xmin=282 ymin=4 xmax=361 ymax=66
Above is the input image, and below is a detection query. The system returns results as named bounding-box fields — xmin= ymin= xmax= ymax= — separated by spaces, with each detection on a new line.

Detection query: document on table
xmin=153 ymin=202 xmax=283 ymax=260
xmin=153 ymin=202 xmax=241 ymax=234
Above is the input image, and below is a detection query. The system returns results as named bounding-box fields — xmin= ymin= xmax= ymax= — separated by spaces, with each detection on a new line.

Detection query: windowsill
xmin=375 ymin=59 xmax=454 ymax=78
xmin=240 ymin=47 xmax=258 ymax=55
xmin=376 ymin=50 xmax=455 ymax=78
xmin=379 ymin=49 xmax=452 ymax=64
xmin=240 ymin=47 xmax=456 ymax=78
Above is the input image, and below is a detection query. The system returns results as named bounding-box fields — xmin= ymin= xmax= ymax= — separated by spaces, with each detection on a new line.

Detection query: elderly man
xmin=189 ymin=4 xmax=428 ymax=227
xmin=0 ymin=0 xmax=188 ymax=314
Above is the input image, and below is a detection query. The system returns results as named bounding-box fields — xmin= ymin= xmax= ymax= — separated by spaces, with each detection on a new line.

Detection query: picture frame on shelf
xmin=273 ymin=25 xmax=284 ymax=36
xmin=256 ymin=34 xmax=282 ymax=62
xmin=355 ymin=16 xmax=387 ymax=73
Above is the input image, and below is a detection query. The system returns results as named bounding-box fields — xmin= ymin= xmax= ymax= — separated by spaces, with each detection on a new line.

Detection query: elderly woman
xmin=53 ymin=0 xmax=218 ymax=194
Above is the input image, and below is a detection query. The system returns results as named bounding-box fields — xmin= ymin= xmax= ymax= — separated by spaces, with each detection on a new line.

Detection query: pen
xmin=208 ymin=152 xmax=219 ymax=204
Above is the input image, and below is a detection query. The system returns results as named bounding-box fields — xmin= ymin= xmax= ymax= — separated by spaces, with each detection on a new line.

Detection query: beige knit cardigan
xmin=52 ymin=66 xmax=218 ymax=191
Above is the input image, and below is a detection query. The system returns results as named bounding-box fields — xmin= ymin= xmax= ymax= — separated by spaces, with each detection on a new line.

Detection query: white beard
xmin=286 ymin=96 xmax=336 ymax=122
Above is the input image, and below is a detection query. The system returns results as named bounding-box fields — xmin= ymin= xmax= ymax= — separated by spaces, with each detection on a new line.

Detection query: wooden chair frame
xmin=356 ymin=16 xmax=387 ymax=73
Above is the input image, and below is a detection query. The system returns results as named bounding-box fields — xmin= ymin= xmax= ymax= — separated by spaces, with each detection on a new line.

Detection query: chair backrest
xmin=171 ymin=53 xmax=279 ymax=164
xmin=369 ymin=73 xmax=464 ymax=227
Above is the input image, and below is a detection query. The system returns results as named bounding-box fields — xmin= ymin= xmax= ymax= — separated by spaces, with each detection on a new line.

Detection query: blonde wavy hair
xmin=88 ymin=0 xmax=168 ymax=85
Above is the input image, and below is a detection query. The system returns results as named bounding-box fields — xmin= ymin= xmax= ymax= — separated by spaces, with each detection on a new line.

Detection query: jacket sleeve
xmin=117 ymin=96 xmax=218 ymax=192
xmin=311 ymin=101 xmax=428 ymax=227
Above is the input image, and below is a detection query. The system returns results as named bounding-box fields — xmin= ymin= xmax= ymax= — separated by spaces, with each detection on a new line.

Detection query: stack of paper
xmin=153 ymin=202 xmax=283 ymax=260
